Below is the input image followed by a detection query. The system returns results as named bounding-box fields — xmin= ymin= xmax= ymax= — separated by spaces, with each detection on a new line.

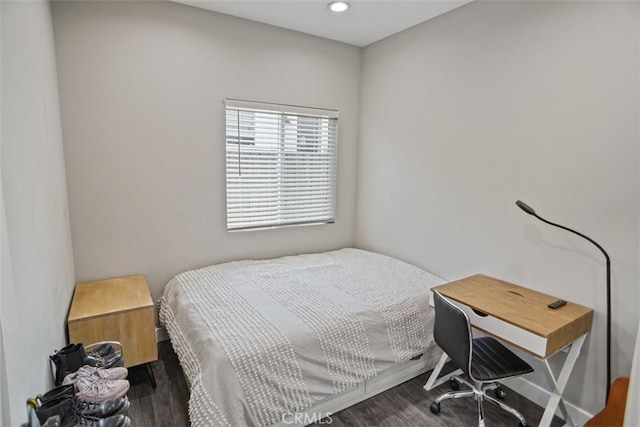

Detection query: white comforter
xmin=158 ymin=248 xmax=444 ymax=426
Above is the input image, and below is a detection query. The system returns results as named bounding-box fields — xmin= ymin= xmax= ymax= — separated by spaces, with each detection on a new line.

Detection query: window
xmin=225 ymin=99 xmax=339 ymax=231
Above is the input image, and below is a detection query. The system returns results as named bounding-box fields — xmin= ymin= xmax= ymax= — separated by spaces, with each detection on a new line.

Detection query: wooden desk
xmin=424 ymin=274 xmax=593 ymax=427
xmin=68 ymin=275 xmax=158 ymax=369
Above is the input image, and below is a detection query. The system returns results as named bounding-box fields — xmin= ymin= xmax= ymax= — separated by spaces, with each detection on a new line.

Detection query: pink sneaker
xmin=62 ymin=365 xmax=128 ymax=385
xmin=76 ymin=377 xmax=130 ymax=403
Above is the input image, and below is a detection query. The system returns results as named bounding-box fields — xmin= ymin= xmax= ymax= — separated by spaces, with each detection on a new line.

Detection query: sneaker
xmin=75 ymin=413 xmax=130 ymax=427
xmin=41 ymin=414 xmax=61 ymax=427
xmin=92 ymin=344 xmax=115 ymax=358
xmin=76 ymin=397 xmax=130 ymax=418
xmin=76 ymin=378 xmax=130 ymax=403
xmin=97 ymin=352 xmax=125 ymax=369
xmin=36 ymin=394 xmax=130 ymax=427
xmin=69 ymin=410 xmax=130 ymax=427
xmin=63 ymin=366 xmax=128 ymax=385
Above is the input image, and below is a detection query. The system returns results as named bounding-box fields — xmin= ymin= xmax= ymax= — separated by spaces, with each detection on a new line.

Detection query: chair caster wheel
xmin=495 ymin=387 xmax=507 ymax=399
xmin=430 ymin=402 xmax=441 ymax=414
xmin=518 ymin=423 xmax=526 ymax=427
xmin=449 ymin=378 xmax=459 ymax=390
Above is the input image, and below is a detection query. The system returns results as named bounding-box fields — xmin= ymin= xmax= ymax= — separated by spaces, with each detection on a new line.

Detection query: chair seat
xmin=471 ymin=336 xmax=534 ymax=382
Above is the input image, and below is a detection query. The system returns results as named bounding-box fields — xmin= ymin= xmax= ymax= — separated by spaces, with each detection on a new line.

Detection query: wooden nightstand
xmin=67 ymin=275 xmax=158 ymax=386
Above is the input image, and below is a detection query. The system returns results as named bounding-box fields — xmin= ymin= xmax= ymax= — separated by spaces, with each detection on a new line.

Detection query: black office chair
xmin=430 ymin=291 xmax=534 ymax=426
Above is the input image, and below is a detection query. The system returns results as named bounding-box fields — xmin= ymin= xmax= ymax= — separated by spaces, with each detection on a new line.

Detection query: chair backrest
xmin=433 ymin=291 xmax=473 ymax=375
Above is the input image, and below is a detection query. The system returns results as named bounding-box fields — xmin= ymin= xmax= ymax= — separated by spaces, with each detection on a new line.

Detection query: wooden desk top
xmin=433 ymin=274 xmax=593 ymax=355
xmin=68 ymin=275 xmax=153 ymax=322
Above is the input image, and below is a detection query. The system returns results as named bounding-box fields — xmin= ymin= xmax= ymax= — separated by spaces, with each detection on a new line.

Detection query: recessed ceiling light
xmin=327 ymin=1 xmax=350 ymax=13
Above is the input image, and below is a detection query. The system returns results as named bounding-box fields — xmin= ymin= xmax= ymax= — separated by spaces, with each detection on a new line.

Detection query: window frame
xmin=224 ymin=99 xmax=339 ymax=232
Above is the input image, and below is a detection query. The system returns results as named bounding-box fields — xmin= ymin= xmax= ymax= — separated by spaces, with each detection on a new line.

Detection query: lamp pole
xmin=515 ymin=200 xmax=611 ymax=401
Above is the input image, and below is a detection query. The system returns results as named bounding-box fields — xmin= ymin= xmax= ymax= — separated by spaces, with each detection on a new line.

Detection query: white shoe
xmin=75 ymin=377 xmax=130 ymax=403
xmin=62 ymin=365 xmax=128 ymax=385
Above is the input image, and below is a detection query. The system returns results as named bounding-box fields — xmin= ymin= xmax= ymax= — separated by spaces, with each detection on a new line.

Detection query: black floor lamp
xmin=515 ymin=200 xmax=611 ymax=401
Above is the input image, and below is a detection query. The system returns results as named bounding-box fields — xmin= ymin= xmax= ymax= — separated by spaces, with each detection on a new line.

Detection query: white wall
xmin=356 ymin=0 xmax=638 ymax=418
xmin=0 ymin=1 xmax=76 ymax=424
xmin=51 ymin=1 xmax=362 ymax=300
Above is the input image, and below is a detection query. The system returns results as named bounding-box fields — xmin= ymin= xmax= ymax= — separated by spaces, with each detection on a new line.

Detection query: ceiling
xmin=170 ymin=0 xmax=473 ymax=47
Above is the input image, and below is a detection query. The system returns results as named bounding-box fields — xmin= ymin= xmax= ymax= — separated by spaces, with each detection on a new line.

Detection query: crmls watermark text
xmin=282 ymin=411 xmax=333 ymax=424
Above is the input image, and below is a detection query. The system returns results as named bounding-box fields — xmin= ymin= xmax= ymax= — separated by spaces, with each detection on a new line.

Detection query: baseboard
xmin=156 ymin=326 xmax=169 ymax=342
xmin=504 ymin=377 xmax=593 ymax=426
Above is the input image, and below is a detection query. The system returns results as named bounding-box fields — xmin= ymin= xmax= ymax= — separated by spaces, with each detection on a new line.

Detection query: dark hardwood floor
xmin=324 ymin=369 xmax=563 ymax=427
xmin=127 ymin=341 xmax=562 ymax=426
xmin=127 ymin=341 xmax=190 ymax=427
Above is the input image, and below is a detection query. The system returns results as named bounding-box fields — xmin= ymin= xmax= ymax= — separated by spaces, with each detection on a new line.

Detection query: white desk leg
xmin=538 ymin=334 xmax=587 ymax=427
xmin=424 ymin=352 xmax=463 ymax=391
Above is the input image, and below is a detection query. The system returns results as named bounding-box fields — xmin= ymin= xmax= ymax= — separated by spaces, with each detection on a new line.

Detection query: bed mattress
xmin=158 ymin=248 xmax=444 ymax=426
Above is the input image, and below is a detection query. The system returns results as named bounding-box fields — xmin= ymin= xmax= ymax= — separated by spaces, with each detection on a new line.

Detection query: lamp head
xmin=515 ymin=200 xmax=536 ymax=216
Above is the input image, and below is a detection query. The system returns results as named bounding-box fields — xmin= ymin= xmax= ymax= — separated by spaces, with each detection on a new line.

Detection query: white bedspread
xmin=158 ymin=248 xmax=444 ymax=426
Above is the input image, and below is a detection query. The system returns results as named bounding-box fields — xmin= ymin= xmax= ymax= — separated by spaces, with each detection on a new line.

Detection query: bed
xmin=158 ymin=248 xmax=445 ymax=426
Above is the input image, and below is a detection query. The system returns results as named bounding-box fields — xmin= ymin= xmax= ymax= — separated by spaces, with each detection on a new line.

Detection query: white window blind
xmin=225 ymin=99 xmax=339 ymax=231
